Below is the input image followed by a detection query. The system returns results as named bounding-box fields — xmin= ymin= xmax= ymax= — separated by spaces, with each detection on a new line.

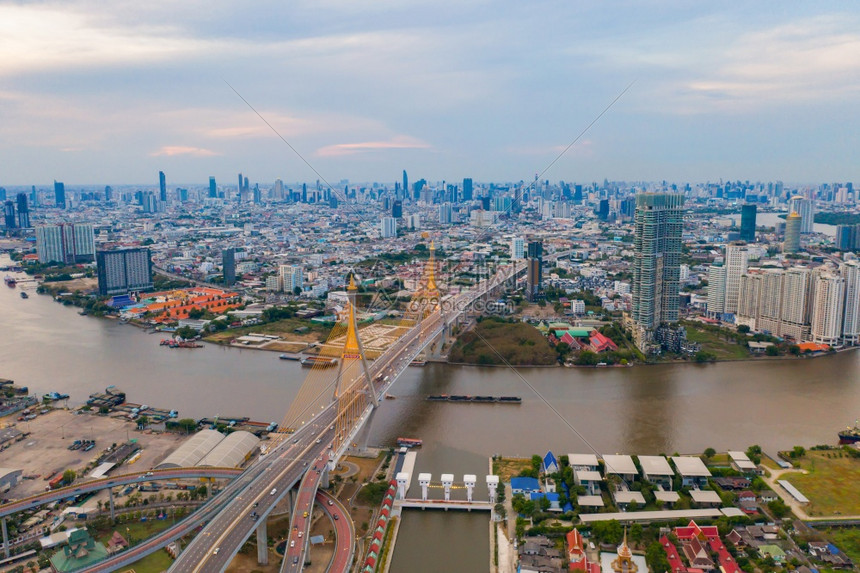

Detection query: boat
xmin=4 ymin=275 xmax=16 ymax=287
xmin=279 ymin=354 xmax=299 ymax=361
xmin=426 ymin=395 xmax=449 ymax=401
xmin=449 ymin=395 xmax=471 ymax=401
xmin=409 ymin=360 xmax=427 ymax=367
xmin=472 ymin=396 xmax=496 ymax=403
xmin=20 ymin=291 xmax=29 ymax=299
xmin=498 ymin=396 xmax=522 ymax=403
xmin=300 ymin=356 xmax=338 ymax=368
xmin=838 ymin=421 xmax=860 ymax=444
xmin=397 ymin=437 xmax=422 ymax=448
xmin=385 ymin=395 xmax=396 ymax=400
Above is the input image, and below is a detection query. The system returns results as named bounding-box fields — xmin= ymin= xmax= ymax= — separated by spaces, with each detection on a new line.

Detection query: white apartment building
xmin=810 ymin=270 xmax=845 ymax=345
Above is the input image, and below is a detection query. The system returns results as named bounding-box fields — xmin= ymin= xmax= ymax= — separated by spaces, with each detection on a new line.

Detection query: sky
xmin=1 ymin=0 xmax=859 ymax=187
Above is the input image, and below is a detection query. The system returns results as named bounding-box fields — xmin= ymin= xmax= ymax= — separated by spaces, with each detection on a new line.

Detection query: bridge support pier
xmin=256 ymin=521 xmax=268 ymax=565
xmin=2 ymin=516 xmax=8 ymax=558
xmin=320 ymin=466 xmax=330 ymax=489
xmin=108 ymin=489 xmax=116 ymax=521
xmin=349 ymin=407 xmax=377 ymax=456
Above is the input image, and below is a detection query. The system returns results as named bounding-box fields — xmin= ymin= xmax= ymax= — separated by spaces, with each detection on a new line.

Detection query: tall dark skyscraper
xmin=526 ymin=240 xmax=543 ymax=302
xmin=631 ymin=193 xmax=685 ymax=348
xmin=222 ymin=248 xmax=236 ymax=286
xmin=54 ymin=180 xmax=66 ymax=209
xmin=597 ymin=199 xmax=610 ymax=221
xmin=238 ymin=173 xmax=244 ymax=193
xmin=402 ymin=170 xmax=408 ymax=198
xmin=104 ymin=186 xmax=113 ymax=202
xmin=159 ymin=171 xmax=167 ymax=202
xmin=740 ymin=203 xmax=757 ymax=242
xmin=391 ymin=200 xmax=403 ymax=219
xmin=3 ymin=201 xmax=15 ymax=229
xmin=16 ymin=193 xmax=30 ymax=228
xmin=462 ymin=178 xmax=473 ymax=202
xmin=209 ymin=176 xmax=217 ymax=198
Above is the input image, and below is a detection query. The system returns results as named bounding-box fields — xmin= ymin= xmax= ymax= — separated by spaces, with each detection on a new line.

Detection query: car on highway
xmin=213 ymin=547 xmax=220 ymax=555
xmin=298 ymin=531 xmax=303 ymax=537
xmin=270 ymin=488 xmax=277 ymax=496
xmin=290 ymin=540 xmax=295 ymax=548
xmin=333 ymin=514 xmax=339 ymax=520
xmin=327 ymin=500 xmax=333 ymax=506
xmin=302 ymin=511 xmax=308 ymax=518
xmin=293 ymin=556 xmax=299 ymax=564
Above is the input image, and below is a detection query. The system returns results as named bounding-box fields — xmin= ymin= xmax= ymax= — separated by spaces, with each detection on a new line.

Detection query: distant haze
xmin=1 ymin=1 xmax=858 ymax=185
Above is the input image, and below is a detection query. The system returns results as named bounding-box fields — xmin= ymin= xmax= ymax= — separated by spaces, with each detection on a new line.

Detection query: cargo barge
xmin=425 ymin=395 xmax=521 ymax=404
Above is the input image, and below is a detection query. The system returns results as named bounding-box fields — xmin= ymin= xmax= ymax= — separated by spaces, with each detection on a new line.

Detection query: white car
xmin=290 ymin=540 xmax=295 ymax=548
xmin=270 ymin=488 xmax=277 ymax=496
xmin=213 ymin=547 xmax=220 ymax=555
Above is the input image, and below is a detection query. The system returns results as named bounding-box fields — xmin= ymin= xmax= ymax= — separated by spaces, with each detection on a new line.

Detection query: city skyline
xmin=1 ymin=2 xmax=860 ymax=185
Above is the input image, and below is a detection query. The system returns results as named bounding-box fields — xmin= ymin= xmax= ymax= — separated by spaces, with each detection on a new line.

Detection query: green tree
xmin=788 ymin=344 xmax=801 ymax=355
xmin=695 ymin=350 xmax=716 ymax=363
xmin=62 ymin=469 xmax=76 ymax=485
xmin=137 ymin=415 xmax=149 ymax=429
xmin=737 ymin=324 xmax=750 ymax=334
xmin=767 ymin=498 xmax=790 ymax=518
xmin=765 ymin=345 xmax=779 ymax=356
xmin=187 ymin=307 xmax=205 ymax=319
xmin=746 ymin=445 xmax=762 ymax=465
xmin=790 ymin=446 xmax=806 ymax=459
xmin=646 ymin=540 xmax=671 ymax=573
xmin=704 ymin=447 xmax=716 ymax=459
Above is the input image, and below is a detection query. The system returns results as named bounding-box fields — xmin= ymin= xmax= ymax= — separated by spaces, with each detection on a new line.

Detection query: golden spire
xmin=342 ymin=274 xmax=361 ymax=359
xmin=425 ymin=241 xmax=438 ymax=295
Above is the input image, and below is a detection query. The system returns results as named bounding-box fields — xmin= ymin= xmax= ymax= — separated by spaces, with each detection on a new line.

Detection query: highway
xmin=281 ymin=454 xmax=327 ymax=571
xmin=315 ymin=490 xmax=354 ymax=573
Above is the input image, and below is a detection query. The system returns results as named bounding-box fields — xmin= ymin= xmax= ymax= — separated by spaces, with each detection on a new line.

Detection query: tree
xmin=62 ymin=469 xmax=76 ymax=485
xmin=293 ymin=286 xmax=302 ymax=296
xmin=767 ymin=498 xmax=790 ymax=518
xmin=187 ymin=307 xmax=205 ymax=320
xmin=646 ymin=540 xmax=672 ymax=573
xmin=704 ymin=447 xmax=716 ymax=459
xmin=737 ymin=325 xmax=750 ymax=334
xmin=694 ymin=350 xmax=717 ymax=363
xmin=765 ymin=345 xmax=779 ymax=356
xmin=790 ymin=446 xmax=806 ymax=459
xmin=746 ymin=445 xmax=762 ymax=465
xmin=788 ymin=344 xmax=801 ymax=355
xmin=137 ymin=415 xmax=149 ymax=429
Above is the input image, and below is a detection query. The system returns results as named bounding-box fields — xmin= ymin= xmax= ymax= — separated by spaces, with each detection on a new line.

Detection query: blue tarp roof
xmin=529 ymin=492 xmax=559 ymax=502
xmin=510 ymin=477 xmax=540 ymax=491
xmin=544 ymin=451 xmax=558 ymax=471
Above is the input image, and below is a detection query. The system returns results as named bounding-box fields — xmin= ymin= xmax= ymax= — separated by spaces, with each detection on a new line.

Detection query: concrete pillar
xmin=464 ymin=474 xmax=476 ymax=504
xmin=441 ymin=474 xmax=454 ymax=503
xmin=256 ymin=521 xmax=268 ymax=565
xmin=395 ymin=472 xmax=410 ymax=500
xmin=108 ymin=489 xmax=116 ymax=521
xmin=487 ymin=475 xmax=499 ymax=504
xmin=2 ymin=516 xmax=8 ymax=559
xmin=320 ymin=465 xmax=330 ymax=489
xmin=418 ymin=473 xmax=431 ymax=502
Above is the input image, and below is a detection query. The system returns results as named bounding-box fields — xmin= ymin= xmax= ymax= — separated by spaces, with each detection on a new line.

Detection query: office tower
xmin=510 ymin=237 xmax=525 ymax=260
xmin=810 ymin=270 xmax=845 ymax=346
xmin=381 ymin=217 xmax=397 ymax=238
xmin=329 ymin=194 xmax=338 ymax=209
xmin=724 ymin=242 xmax=749 ymax=314
xmin=788 ymin=196 xmax=814 ymax=233
xmin=841 ymin=260 xmax=860 ymax=345
xmin=140 ymin=192 xmax=157 ymax=213
xmin=16 ymin=193 xmax=30 ymax=228
xmin=835 ymin=225 xmax=856 ymax=251
xmin=407 ymin=213 xmax=421 ymax=230
xmin=707 ymin=264 xmax=726 ymax=316
xmin=740 ymin=203 xmax=757 ymax=242
xmin=597 ymin=199 xmax=609 ymax=221
xmin=96 ymin=248 xmax=153 ymax=296
xmin=573 ymin=185 xmax=583 ymax=204
xmin=54 ymin=180 xmax=66 ymax=208
xmin=209 ymin=177 xmax=217 ymax=198
xmin=631 ymin=193 xmax=685 ymax=342
xmin=3 ymin=201 xmax=15 ymax=229
xmin=462 ymin=178 xmax=473 ymax=202
xmin=402 ymin=171 xmax=408 ymax=197
xmin=35 ymin=223 xmax=95 ymax=263
xmin=159 ymin=171 xmax=167 ymax=202
xmin=438 ymin=203 xmax=453 ymax=225
xmin=391 ymin=200 xmax=403 ymax=219
xmin=526 ymin=240 xmax=543 ymax=302
xmin=784 ymin=212 xmax=802 ymax=253
xmin=279 ymin=264 xmax=303 ymax=294
xmin=105 ymin=186 xmax=113 ymax=203
xmin=238 ymin=173 xmax=243 ymax=193
xmin=0 ymin=187 xmax=5 ymax=201
xmin=222 ymin=248 xmax=236 ymax=286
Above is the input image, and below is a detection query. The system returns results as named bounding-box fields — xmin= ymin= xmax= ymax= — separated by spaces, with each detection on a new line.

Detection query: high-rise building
xmin=788 ymin=196 xmax=814 ymax=233
xmin=740 ymin=203 xmax=757 ymax=242
xmin=784 ymin=212 xmax=802 ymax=253
xmin=402 ymin=171 xmax=408 ymax=197
xmin=841 ymin=260 xmax=860 ymax=345
xmin=810 ymin=270 xmax=845 ymax=346
xmin=159 ymin=171 xmax=167 ymax=202
xmin=54 ymin=180 xmax=66 ymax=209
xmin=438 ymin=203 xmax=453 ymax=225
xmin=462 ymin=178 xmax=473 ymax=202
xmin=597 ymin=199 xmax=609 ymax=221
xmin=835 ymin=225 xmax=858 ymax=251
xmin=631 ymin=193 xmax=685 ymax=343
xmin=96 ymin=248 xmax=153 ymax=296
xmin=391 ymin=200 xmax=403 ymax=219
xmin=707 ymin=264 xmax=726 ymax=316
xmin=222 ymin=248 xmax=236 ymax=286
xmin=279 ymin=264 xmax=304 ymax=294
xmin=510 ymin=237 xmax=525 ymax=260
xmin=724 ymin=242 xmax=749 ymax=314
xmin=381 ymin=217 xmax=397 ymax=238
xmin=16 ymin=193 xmax=30 ymax=228
xmin=35 ymin=223 xmax=95 ymax=263
xmin=209 ymin=177 xmax=217 ymax=198
xmin=526 ymin=240 xmax=543 ymax=302
xmin=781 ymin=267 xmax=813 ymax=341
xmin=3 ymin=201 xmax=15 ymax=229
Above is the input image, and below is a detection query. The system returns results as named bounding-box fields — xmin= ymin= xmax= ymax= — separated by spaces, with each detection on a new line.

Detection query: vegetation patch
xmin=783 ymin=449 xmax=860 ymax=516
xmin=448 ymin=318 xmax=557 ymax=366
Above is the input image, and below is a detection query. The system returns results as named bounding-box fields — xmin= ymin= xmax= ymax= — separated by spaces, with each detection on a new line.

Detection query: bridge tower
xmin=412 ymin=240 xmax=442 ymax=320
xmin=332 ymin=274 xmax=378 ymax=453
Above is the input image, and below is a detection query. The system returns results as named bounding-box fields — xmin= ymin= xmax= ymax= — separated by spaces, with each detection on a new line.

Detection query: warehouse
xmin=156 ymin=429 xmax=225 ymax=469
xmin=197 ymin=431 xmax=259 ymax=468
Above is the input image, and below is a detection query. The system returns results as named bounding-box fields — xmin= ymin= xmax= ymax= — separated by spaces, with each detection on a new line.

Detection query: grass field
xmin=92 ymin=518 xmax=179 ymax=573
xmin=493 ymin=457 xmax=532 ymax=483
xmin=823 ymin=527 xmax=860 ymax=563
xmin=204 ymin=318 xmax=332 ymax=344
xmin=125 ymin=548 xmax=175 ymax=573
xmin=683 ymin=324 xmax=750 ymax=360
xmin=783 ymin=450 xmax=860 ymax=516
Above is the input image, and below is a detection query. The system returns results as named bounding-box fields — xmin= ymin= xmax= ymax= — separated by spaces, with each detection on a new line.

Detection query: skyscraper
xmin=438 ymin=203 xmax=453 ymax=225
xmin=784 ymin=212 xmax=802 ymax=253
xmin=35 ymin=223 xmax=95 ymax=263
xmin=3 ymin=201 xmax=15 ymax=229
xmin=223 ymin=248 xmax=236 ymax=286
xmin=402 ymin=171 xmax=408 ymax=197
xmin=841 ymin=260 xmax=860 ymax=345
xmin=209 ymin=177 xmax=217 ymax=198
xmin=54 ymin=180 xmax=66 ymax=209
xmin=391 ymin=200 xmax=403 ymax=219
xmin=159 ymin=171 xmax=167 ymax=202
xmin=510 ymin=237 xmax=525 ymax=260
xmin=788 ymin=196 xmax=814 ymax=233
xmin=810 ymin=269 xmax=845 ymax=346
xmin=707 ymin=264 xmax=726 ymax=316
xmin=462 ymin=178 xmax=473 ymax=202
xmin=724 ymin=242 xmax=750 ymax=314
xmin=279 ymin=265 xmax=304 ymax=294
xmin=381 ymin=217 xmax=397 ymax=238
xmin=97 ymin=248 xmax=153 ymax=296
xmin=631 ymin=193 xmax=685 ymax=344
xmin=740 ymin=203 xmax=757 ymax=242
xmin=16 ymin=193 xmax=30 ymax=228
xmin=835 ymin=225 xmax=857 ymax=251
xmin=526 ymin=240 xmax=543 ymax=302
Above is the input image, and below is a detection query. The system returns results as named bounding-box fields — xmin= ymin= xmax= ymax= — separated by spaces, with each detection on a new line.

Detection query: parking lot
xmin=1 ymin=408 xmax=186 ymax=498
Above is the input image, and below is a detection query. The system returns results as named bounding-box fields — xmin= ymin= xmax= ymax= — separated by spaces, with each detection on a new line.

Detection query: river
xmin=2 ymin=254 xmax=859 ymax=572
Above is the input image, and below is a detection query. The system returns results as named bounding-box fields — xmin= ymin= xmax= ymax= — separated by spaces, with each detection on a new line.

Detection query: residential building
xmin=707 ymin=264 xmax=726 ymax=316
xmin=35 ymin=223 xmax=96 ymax=264
xmin=16 ymin=193 xmax=30 ymax=228
xmin=438 ymin=203 xmax=453 ymax=224
xmin=810 ymin=269 xmax=844 ymax=346
xmin=527 ymin=240 xmax=543 ymax=302
xmin=222 ymin=248 xmax=236 ymax=286
xmin=631 ymin=193 xmax=685 ymax=349
xmin=279 ymin=264 xmax=304 ymax=294
xmin=380 ymin=216 xmax=397 ymax=238
xmin=842 ymin=260 xmax=860 ymax=345
xmin=789 ymin=195 xmax=814 ymax=233
xmin=96 ymin=248 xmax=153 ymax=296
xmin=510 ymin=236 xmax=525 ymax=260
xmin=784 ymin=212 xmax=802 ymax=253
xmin=724 ymin=242 xmax=750 ymax=314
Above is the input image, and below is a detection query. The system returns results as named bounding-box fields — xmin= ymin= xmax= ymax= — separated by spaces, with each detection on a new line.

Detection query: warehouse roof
xmin=197 ymin=431 xmax=259 ymax=468
xmin=157 ymin=429 xmax=225 ymax=469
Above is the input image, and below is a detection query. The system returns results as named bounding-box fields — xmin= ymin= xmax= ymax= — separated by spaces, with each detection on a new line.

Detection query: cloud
xmin=316 ymin=136 xmax=431 ymax=157
xmin=150 ymin=146 xmax=220 ymax=157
